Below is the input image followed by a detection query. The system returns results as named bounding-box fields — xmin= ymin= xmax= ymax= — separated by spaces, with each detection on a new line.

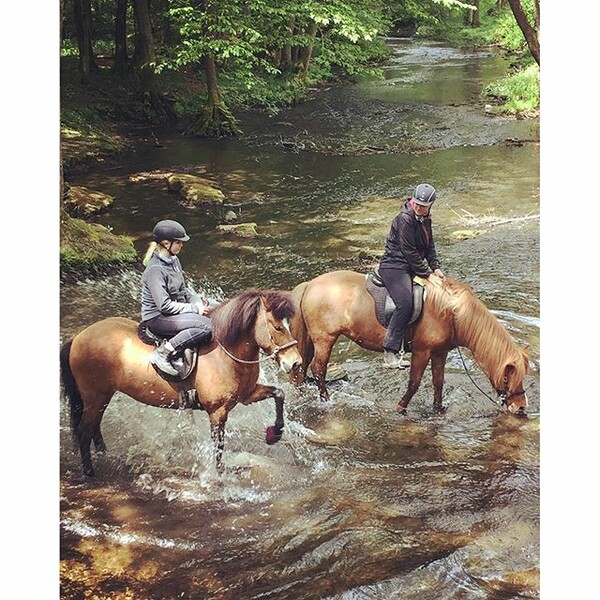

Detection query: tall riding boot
xmin=149 ymin=343 xmax=179 ymax=376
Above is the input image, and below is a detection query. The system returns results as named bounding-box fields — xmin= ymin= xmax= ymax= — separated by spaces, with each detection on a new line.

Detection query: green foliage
xmin=159 ymin=0 xmax=393 ymax=117
xmin=60 ymin=0 xmax=539 ymax=128
xmin=309 ymin=37 xmax=390 ymax=82
xmin=60 ymin=39 xmax=79 ymax=58
xmin=493 ymin=4 xmax=529 ymax=51
xmin=385 ymin=0 xmax=474 ymax=35
xmin=483 ymin=63 xmax=539 ymax=114
xmin=218 ymin=70 xmax=307 ymax=115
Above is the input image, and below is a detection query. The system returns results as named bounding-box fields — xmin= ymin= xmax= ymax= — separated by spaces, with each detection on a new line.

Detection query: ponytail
xmin=142 ymin=241 xmax=158 ymax=266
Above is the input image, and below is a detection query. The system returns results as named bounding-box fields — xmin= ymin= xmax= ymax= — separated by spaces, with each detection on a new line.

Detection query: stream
xmin=59 ymin=38 xmax=540 ymax=599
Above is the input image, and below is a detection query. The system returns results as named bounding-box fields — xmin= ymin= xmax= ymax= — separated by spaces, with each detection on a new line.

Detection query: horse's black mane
xmin=211 ymin=289 xmax=295 ymax=347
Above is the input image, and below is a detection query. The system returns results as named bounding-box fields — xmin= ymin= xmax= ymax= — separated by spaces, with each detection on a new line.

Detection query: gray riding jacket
xmin=141 ymin=252 xmax=201 ymax=321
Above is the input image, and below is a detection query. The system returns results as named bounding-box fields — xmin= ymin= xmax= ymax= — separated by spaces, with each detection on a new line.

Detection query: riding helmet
xmin=152 ymin=219 xmax=190 ymax=242
xmin=412 ymin=183 xmax=436 ymax=206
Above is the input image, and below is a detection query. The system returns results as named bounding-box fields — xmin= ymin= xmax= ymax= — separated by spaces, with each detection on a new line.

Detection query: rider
xmin=378 ymin=183 xmax=446 ymax=368
xmin=141 ymin=219 xmax=212 ymax=376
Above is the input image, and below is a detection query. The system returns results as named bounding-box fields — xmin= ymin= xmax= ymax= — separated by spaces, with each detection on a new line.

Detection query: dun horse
xmin=60 ymin=289 xmax=302 ymax=477
xmin=290 ymin=270 xmax=529 ymax=415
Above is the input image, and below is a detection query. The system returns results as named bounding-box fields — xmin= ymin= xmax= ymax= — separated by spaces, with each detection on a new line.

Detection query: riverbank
xmin=59 ymin=35 xmax=538 ymax=280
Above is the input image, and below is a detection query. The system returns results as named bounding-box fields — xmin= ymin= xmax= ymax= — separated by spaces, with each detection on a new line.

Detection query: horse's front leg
xmin=397 ymin=351 xmax=430 ymax=415
xmin=430 ymin=352 xmax=448 ymax=414
xmin=209 ymin=407 xmax=229 ymax=475
xmin=241 ymin=384 xmax=285 ymax=445
xmin=310 ymin=337 xmax=336 ymax=402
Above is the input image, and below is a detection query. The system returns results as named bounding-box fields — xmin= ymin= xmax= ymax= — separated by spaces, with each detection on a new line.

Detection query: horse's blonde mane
xmin=427 ymin=278 xmax=529 ymax=386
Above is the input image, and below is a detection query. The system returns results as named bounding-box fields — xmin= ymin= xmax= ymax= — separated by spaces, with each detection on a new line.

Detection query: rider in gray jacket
xmin=141 ymin=220 xmax=212 ymax=376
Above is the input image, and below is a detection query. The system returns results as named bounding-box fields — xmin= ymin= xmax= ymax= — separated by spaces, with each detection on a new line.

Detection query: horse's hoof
xmin=434 ymin=405 xmax=448 ymax=415
xmin=265 ymin=426 xmax=283 ymax=445
xmin=396 ymin=405 xmax=407 ymax=416
xmin=83 ymin=467 xmax=95 ymax=477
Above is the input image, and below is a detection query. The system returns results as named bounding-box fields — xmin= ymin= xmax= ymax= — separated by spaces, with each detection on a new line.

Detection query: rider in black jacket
xmin=378 ymin=183 xmax=446 ymax=368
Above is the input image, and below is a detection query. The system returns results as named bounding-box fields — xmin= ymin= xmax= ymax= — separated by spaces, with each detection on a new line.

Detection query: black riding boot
xmin=149 ymin=343 xmax=179 ymax=376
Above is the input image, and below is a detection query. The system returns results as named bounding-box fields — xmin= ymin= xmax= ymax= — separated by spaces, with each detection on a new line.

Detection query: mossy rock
xmin=64 ymin=185 xmax=115 ymax=217
xmin=60 ymin=211 xmax=138 ymax=279
xmin=215 ymin=223 xmax=258 ymax=237
xmin=167 ymin=173 xmax=225 ymax=206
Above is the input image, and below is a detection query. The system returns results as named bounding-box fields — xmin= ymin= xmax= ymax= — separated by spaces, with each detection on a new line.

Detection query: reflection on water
xmin=61 ymin=39 xmax=539 ymax=599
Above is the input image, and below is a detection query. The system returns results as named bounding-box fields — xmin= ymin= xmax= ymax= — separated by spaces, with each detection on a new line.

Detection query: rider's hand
xmin=434 ymin=268 xmax=445 ymax=279
xmin=194 ymin=301 xmax=209 ymax=315
xmin=428 ymin=272 xmax=443 ymax=286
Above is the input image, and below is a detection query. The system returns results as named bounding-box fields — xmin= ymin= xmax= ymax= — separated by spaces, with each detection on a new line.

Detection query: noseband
xmin=495 ymin=387 xmax=526 ymax=407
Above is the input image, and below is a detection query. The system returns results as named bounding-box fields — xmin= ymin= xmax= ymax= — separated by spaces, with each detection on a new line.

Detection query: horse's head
xmin=497 ymin=351 xmax=530 ymax=416
xmin=257 ymin=292 xmax=302 ymax=374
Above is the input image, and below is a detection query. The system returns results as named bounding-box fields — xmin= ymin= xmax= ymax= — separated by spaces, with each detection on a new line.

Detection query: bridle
xmin=495 ymin=386 xmax=527 ymax=407
xmin=457 ymin=346 xmax=528 ymax=408
xmin=217 ymin=306 xmax=298 ymax=365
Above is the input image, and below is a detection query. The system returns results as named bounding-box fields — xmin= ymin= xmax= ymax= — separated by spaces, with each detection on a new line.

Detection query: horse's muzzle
xmin=278 ymin=351 xmax=302 ymax=374
xmin=506 ymin=392 xmax=528 ymax=415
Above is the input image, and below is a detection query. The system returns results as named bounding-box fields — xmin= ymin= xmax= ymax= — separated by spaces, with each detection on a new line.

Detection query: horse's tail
xmin=59 ymin=339 xmax=83 ymax=434
xmin=290 ymin=281 xmax=315 ymax=381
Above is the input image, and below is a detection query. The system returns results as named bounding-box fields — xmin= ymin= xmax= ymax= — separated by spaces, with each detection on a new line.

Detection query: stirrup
xmin=383 ymin=350 xmax=408 ymax=369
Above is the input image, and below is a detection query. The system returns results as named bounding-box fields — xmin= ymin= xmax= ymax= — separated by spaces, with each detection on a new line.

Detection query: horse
xmin=289 ymin=270 xmax=529 ymax=416
xmin=60 ymin=289 xmax=303 ymax=477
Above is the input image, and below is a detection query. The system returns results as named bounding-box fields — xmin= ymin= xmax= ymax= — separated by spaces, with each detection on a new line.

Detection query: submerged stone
xmin=216 ymin=223 xmax=258 ymax=237
xmin=450 ymin=229 xmax=485 ymax=240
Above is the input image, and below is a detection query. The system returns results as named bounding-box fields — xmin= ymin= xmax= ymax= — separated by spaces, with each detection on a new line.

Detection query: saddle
xmin=137 ymin=323 xmax=202 ymax=410
xmin=365 ymin=269 xmax=427 ymax=353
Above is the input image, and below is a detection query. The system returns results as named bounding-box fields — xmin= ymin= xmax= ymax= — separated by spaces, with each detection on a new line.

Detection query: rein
xmin=216 ymin=308 xmax=298 ymax=365
xmin=218 ymin=339 xmax=298 ymax=365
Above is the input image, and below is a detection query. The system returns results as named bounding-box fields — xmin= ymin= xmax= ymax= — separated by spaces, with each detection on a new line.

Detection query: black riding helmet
xmin=412 ymin=183 xmax=436 ymax=206
xmin=153 ymin=219 xmax=190 ymax=242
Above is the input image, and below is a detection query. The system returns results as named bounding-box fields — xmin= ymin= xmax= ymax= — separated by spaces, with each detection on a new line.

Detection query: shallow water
xmin=60 ymin=38 xmax=540 ymax=599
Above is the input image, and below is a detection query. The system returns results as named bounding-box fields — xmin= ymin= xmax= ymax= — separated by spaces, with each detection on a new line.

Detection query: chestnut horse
xmin=60 ymin=289 xmax=302 ymax=477
xmin=290 ymin=270 xmax=529 ymax=415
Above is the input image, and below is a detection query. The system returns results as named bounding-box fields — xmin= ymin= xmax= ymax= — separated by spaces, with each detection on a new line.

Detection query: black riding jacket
xmin=379 ymin=200 xmax=441 ymax=277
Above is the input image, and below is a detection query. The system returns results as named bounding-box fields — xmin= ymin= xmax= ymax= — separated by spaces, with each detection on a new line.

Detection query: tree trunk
xmin=114 ymin=0 xmax=128 ymax=75
xmin=299 ymin=22 xmax=317 ymax=78
xmin=185 ymin=55 xmax=241 ymax=137
xmin=132 ymin=0 xmax=156 ymax=93
xmin=463 ymin=1 xmax=480 ymax=27
xmin=507 ymin=0 xmax=540 ymax=65
xmin=132 ymin=0 xmax=173 ymax=122
xmin=472 ymin=0 xmax=480 ymax=27
xmin=281 ymin=18 xmax=295 ymax=69
xmin=60 ymin=0 xmax=68 ymax=42
xmin=73 ymin=0 xmax=98 ymax=83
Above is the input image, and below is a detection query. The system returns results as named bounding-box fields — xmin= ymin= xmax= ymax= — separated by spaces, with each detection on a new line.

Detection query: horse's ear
xmin=503 ymin=362 xmax=516 ymax=383
xmin=259 ymin=295 xmax=269 ymax=311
